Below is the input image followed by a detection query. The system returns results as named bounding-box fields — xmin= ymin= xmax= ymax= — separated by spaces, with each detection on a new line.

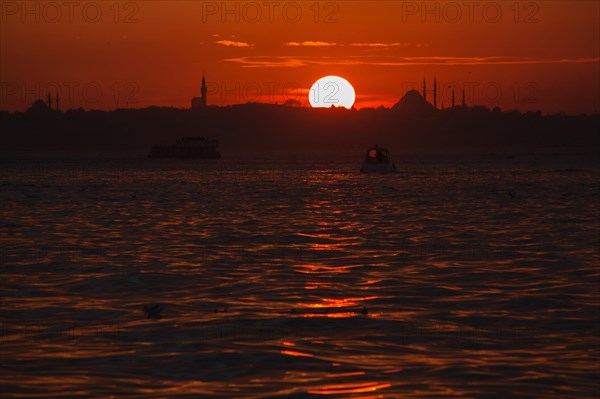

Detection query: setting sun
xmin=309 ymin=76 xmax=356 ymax=109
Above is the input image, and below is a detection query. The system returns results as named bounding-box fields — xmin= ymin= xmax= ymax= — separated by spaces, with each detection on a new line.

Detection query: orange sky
xmin=1 ymin=1 xmax=599 ymax=114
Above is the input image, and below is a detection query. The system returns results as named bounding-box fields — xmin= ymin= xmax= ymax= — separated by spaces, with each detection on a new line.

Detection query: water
xmin=1 ymin=153 xmax=599 ymax=398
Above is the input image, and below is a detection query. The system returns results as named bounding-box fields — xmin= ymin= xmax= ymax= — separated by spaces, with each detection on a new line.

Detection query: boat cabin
xmin=360 ymin=146 xmax=397 ymax=173
xmin=365 ymin=147 xmax=390 ymax=164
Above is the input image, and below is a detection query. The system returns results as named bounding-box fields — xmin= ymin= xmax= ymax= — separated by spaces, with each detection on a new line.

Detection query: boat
xmin=148 ymin=137 xmax=221 ymax=159
xmin=360 ymin=145 xmax=397 ymax=173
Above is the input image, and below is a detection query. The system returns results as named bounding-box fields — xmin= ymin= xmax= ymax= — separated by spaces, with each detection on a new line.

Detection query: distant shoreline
xmin=1 ymin=101 xmax=598 ymax=153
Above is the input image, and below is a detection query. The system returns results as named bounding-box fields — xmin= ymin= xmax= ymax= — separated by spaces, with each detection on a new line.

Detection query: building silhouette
xmin=191 ymin=75 xmax=208 ymax=109
xmin=28 ymin=99 xmax=50 ymax=113
xmin=393 ymin=89 xmax=434 ymax=113
xmin=421 ymin=78 xmax=468 ymax=109
xmin=422 ymin=77 xmax=438 ymax=109
xmin=29 ymin=92 xmax=60 ymax=113
xmin=433 ymin=77 xmax=437 ymax=109
xmin=452 ymin=88 xmax=455 ymax=108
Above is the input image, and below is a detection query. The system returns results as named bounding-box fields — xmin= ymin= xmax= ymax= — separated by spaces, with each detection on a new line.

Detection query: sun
xmin=309 ymin=76 xmax=356 ymax=109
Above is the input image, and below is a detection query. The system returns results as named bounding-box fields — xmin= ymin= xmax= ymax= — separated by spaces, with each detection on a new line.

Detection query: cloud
xmin=282 ymin=42 xmax=416 ymax=48
xmin=216 ymin=40 xmax=254 ymax=47
xmin=350 ymin=42 xmax=410 ymax=48
xmin=284 ymin=41 xmax=338 ymax=47
xmin=223 ymin=57 xmax=307 ymax=68
xmin=223 ymin=55 xmax=600 ymax=68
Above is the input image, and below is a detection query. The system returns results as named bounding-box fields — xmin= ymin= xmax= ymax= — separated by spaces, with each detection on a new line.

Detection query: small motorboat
xmin=360 ymin=145 xmax=397 ymax=173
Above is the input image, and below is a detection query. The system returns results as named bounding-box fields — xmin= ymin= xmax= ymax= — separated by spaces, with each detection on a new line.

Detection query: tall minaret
xmin=433 ymin=77 xmax=437 ymax=109
xmin=47 ymin=92 xmax=52 ymax=108
xmin=462 ymin=88 xmax=466 ymax=107
xmin=56 ymin=92 xmax=60 ymax=111
xmin=201 ymin=74 xmax=207 ymax=107
xmin=422 ymin=78 xmax=426 ymax=100
xmin=452 ymin=89 xmax=455 ymax=108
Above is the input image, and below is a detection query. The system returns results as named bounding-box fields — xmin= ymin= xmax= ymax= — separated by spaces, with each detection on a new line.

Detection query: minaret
xmin=451 ymin=89 xmax=455 ymax=108
xmin=201 ymin=74 xmax=207 ymax=107
xmin=433 ymin=77 xmax=437 ymax=109
xmin=462 ymin=88 xmax=466 ymax=107
xmin=422 ymin=78 xmax=426 ymax=101
xmin=56 ymin=92 xmax=60 ymax=111
xmin=47 ymin=92 xmax=52 ymax=108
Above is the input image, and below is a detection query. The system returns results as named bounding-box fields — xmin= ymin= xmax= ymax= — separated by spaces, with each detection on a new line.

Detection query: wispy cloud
xmin=216 ymin=40 xmax=254 ymax=47
xmin=283 ymin=41 xmax=418 ymax=48
xmin=223 ymin=57 xmax=306 ymax=68
xmin=350 ymin=42 xmax=411 ymax=48
xmin=284 ymin=41 xmax=338 ymax=47
xmin=223 ymin=55 xmax=600 ymax=68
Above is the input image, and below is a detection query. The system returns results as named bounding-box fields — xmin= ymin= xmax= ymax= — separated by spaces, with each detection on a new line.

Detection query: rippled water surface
xmin=1 ymin=153 xmax=599 ymax=398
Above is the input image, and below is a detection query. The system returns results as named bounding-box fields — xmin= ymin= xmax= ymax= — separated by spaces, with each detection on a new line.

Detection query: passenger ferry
xmin=360 ymin=146 xmax=397 ymax=173
xmin=148 ymin=137 xmax=221 ymax=159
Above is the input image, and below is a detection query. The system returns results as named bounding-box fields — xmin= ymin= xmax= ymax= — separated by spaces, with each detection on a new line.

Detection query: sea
xmin=1 ymin=151 xmax=599 ymax=398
